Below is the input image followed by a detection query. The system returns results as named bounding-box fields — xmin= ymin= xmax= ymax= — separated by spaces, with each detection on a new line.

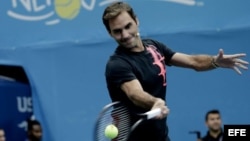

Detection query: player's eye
xmin=125 ymin=23 xmax=132 ymax=30
xmin=113 ymin=29 xmax=121 ymax=35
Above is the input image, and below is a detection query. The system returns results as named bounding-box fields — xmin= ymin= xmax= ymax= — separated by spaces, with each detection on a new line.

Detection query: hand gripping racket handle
xmin=145 ymin=108 xmax=161 ymax=119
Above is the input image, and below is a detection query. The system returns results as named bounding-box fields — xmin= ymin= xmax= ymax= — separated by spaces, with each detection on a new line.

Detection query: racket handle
xmin=146 ymin=108 xmax=161 ymax=119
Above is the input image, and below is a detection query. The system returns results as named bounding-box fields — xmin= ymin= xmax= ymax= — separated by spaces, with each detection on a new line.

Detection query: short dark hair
xmin=102 ymin=1 xmax=137 ymax=33
xmin=205 ymin=109 xmax=220 ymax=121
xmin=27 ymin=119 xmax=41 ymax=131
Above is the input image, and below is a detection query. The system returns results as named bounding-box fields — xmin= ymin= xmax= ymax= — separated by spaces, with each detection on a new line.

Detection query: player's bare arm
xmin=170 ymin=49 xmax=248 ymax=74
xmin=170 ymin=53 xmax=215 ymax=71
xmin=121 ymin=79 xmax=169 ymax=119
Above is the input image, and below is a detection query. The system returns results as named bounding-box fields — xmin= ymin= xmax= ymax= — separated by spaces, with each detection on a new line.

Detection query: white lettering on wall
xmin=17 ymin=97 xmax=33 ymax=113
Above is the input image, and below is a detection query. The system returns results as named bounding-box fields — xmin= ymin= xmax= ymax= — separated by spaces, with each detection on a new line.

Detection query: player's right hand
xmin=152 ymin=98 xmax=170 ymax=119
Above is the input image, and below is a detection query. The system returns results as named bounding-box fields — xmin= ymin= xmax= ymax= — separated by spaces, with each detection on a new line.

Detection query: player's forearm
xmin=171 ymin=53 xmax=218 ymax=71
xmin=128 ymin=90 xmax=163 ymax=110
xmin=121 ymin=79 xmax=165 ymax=110
xmin=191 ymin=55 xmax=218 ymax=71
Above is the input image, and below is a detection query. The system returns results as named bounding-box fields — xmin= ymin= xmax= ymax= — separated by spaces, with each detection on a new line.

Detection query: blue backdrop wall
xmin=0 ymin=0 xmax=250 ymax=141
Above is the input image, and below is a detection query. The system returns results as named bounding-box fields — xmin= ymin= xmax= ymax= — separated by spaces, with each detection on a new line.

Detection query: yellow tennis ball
xmin=54 ymin=0 xmax=81 ymax=20
xmin=104 ymin=124 xmax=118 ymax=139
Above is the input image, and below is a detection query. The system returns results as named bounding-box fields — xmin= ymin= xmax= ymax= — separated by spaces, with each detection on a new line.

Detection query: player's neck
xmin=131 ymin=40 xmax=144 ymax=52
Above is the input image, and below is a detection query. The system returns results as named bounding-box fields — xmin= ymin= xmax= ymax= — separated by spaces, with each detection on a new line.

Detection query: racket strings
xmin=96 ymin=104 xmax=131 ymax=141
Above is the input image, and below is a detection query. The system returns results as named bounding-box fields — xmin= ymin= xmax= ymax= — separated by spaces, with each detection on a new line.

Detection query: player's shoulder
xmin=142 ymin=38 xmax=165 ymax=48
xmin=142 ymin=38 xmax=158 ymax=45
xmin=106 ymin=53 xmax=130 ymax=67
xmin=107 ymin=47 xmax=132 ymax=62
xmin=105 ymin=55 xmax=132 ymax=73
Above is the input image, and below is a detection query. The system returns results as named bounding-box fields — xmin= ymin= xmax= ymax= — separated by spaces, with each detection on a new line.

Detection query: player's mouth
xmin=122 ymin=36 xmax=134 ymax=44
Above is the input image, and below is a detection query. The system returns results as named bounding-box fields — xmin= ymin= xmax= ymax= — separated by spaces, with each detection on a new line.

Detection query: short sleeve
xmin=105 ymin=57 xmax=136 ymax=88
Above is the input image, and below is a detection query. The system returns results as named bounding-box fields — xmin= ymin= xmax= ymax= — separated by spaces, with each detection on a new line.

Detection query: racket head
xmin=94 ymin=101 xmax=132 ymax=141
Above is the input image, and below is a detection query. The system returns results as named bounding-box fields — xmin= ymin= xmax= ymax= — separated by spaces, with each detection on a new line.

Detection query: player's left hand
xmin=214 ymin=49 xmax=249 ymax=75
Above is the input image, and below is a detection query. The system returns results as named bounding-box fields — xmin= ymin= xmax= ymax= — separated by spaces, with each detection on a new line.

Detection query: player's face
xmin=0 ymin=130 xmax=6 ymax=141
xmin=206 ymin=113 xmax=222 ymax=132
xmin=108 ymin=11 xmax=140 ymax=50
xmin=30 ymin=125 xmax=42 ymax=141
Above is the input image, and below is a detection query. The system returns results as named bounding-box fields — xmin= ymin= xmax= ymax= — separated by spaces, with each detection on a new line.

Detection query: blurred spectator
xmin=26 ymin=119 xmax=42 ymax=141
xmin=198 ymin=109 xmax=223 ymax=141
xmin=0 ymin=128 xmax=6 ymax=141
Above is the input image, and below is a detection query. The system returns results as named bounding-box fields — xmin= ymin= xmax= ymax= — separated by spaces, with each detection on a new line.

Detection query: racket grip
xmin=146 ymin=108 xmax=161 ymax=119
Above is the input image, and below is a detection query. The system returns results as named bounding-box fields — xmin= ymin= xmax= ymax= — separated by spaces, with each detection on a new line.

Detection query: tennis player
xmin=102 ymin=2 xmax=248 ymax=141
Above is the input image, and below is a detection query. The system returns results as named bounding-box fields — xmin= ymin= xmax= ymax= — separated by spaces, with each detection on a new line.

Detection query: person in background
xmin=198 ymin=109 xmax=223 ymax=141
xmin=26 ymin=119 xmax=42 ymax=141
xmin=0 ymin=128 xmax=6 ymax=141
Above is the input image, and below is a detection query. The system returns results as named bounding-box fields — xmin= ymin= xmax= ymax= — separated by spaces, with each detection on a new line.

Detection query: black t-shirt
xmin=105 ymin=39 xmax=175 ymax=141
xmin=202 ymin=131 xmax=223 ymax=141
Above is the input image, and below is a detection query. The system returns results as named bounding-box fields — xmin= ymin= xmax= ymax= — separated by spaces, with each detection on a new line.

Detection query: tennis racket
xmin=94 ymin=101 xmax=161 ymax=141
